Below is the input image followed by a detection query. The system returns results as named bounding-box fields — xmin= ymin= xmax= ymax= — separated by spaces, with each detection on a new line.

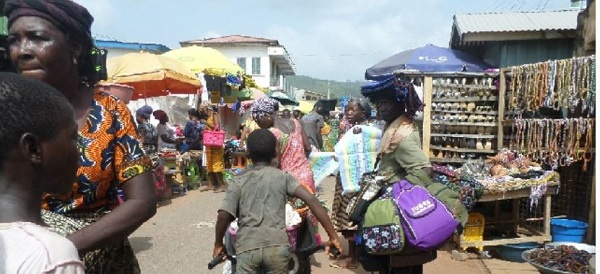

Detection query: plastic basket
xmin=202 ymin=129 xmax=225 ymax=148
xmin=455 ymin=212 xmax=485 ymax=251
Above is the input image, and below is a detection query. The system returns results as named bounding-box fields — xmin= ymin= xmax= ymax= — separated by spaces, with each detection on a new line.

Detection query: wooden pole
xmin=422 ymin=76 xmax=432 ymax=155
xmin=498 ymin=69 xmax=506 ymax=150
xmin=587 ymin=169 xmax=595 ymax=244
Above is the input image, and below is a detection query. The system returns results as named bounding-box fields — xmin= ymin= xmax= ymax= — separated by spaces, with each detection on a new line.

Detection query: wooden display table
xmin=230 ymin=151 xmax=248 ymax=169
xmin=456 ymin=183 xmax=559 ymax=250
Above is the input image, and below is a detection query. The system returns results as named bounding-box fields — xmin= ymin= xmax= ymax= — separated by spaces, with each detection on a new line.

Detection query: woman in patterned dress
xmin=329 ymin=98 xmax=373 ymax=269
xmin=251 ymin=97 xmax=315 ymax=193
xmin=6 ymin=1 xmax=156 ymax=272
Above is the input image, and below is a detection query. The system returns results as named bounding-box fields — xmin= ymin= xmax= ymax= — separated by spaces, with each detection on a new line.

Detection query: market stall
xmin=104 ymin=52 xmax=203 ymax=200
xmin=412 ymin=54 xmax=595 ymax=252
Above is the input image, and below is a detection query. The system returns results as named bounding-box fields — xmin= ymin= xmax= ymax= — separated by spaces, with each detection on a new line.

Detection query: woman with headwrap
xmin=153 ymin=110 xmax=181 ymax=151
xmin=251 ymin=97 xmax=315 ymax=192
xmin=5 ymin=1 xmax=156 ymax=273
xmin=136 ymin=105 xmax=157 ymax=151
xmin=329 ymin=98 xmax=375 ymax=269
xmin=360 ymin=76 xmax=467 ymax=274
xmin=198 ymin=103 xmax=227 ymax=192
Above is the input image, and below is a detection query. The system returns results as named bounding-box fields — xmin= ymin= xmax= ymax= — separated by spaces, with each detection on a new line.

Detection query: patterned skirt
xmin=331 ymin=176 xmax=358 ymax=233
xmin=41 ymin=209 xmax=141 ymax=274
xmin=205 ymin=146 xmax=225 ymax=173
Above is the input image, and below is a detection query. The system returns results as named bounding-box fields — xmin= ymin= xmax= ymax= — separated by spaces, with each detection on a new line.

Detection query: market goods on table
xmin=522 ymin=244 xmax=594 ymax=274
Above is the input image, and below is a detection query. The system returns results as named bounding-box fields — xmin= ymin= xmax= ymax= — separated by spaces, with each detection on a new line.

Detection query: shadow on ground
xmin=129 ymin=236 xmax=153 ymax=254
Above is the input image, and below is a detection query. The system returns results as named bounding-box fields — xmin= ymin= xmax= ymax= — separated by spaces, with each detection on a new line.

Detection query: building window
xmin=252 ymin=57 xmax=261 ymax=75
xmin=237 ymin=58 xmax=246 ymax=71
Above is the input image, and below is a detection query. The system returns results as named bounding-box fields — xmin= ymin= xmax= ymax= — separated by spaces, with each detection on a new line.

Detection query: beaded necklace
xmin=545 ymin=60 xmax=557 ymax=108
xmin=582 ymin=119 xmax=594 ymax=171
xmin=568 ymin=58 xmax=578 ymax=113
xmin=589 ymin=58 xmax=595 ymax=115
xmin=555 ymin=60 xmax=565 ymax=110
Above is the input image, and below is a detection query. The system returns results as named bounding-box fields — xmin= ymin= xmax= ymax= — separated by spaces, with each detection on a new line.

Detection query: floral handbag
xmin=359 ymin=197 xmax=405 ymax=255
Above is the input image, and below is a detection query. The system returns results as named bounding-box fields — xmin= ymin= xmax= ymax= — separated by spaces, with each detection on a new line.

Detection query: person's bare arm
xmin=67 ymin=172 xmax=156 ymax=255
xmin=213 ymin=210 xmax=235 ymax=258
xmin=293 ymin=186 xmax=342 ymax=256
xmin=239 ymin=126 xmax=250 ymax=147
xmin=299 ymin=123 xmax=312 ymax=156
xmin=160 ymin=134 xmax=178 ymax=144
xmin=316 ymin=130 xmax=323 ymax=150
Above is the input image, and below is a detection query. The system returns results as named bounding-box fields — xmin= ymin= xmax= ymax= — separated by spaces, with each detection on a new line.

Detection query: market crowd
xmin=0 ymin=0 xmax=469 ymax=274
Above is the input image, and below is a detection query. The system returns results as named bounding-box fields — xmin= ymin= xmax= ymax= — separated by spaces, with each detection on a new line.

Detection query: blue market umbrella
xmin=365 ymin=44 xmax=491 ymax=81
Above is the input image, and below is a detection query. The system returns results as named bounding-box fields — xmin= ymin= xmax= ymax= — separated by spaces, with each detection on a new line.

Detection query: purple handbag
xmin=392 ymin=180 xmax=459 ymax=251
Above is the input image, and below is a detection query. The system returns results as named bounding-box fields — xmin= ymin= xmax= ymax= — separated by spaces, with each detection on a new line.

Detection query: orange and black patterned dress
xmin=42 ymin=91 xmax=152 ymax=274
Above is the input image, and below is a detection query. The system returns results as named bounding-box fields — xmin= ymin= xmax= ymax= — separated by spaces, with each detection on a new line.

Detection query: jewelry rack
xmin=499 ymin=55 xmax=596 ymax=169
xmin=421 ymin=74 xmax=501 ymax=164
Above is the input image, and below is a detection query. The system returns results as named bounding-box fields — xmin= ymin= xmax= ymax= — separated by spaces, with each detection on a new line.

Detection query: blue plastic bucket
xmin=497 ymin=242 xmax=539 ymax=262
xmin=551 ymin=219 xmax=588 ymax=243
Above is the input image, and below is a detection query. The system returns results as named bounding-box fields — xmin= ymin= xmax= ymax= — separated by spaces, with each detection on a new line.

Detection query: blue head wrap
xmin=360 ymin=76 xmax=409 ymax=102
xmin=136 ymin=105 xmax=153 ymax=119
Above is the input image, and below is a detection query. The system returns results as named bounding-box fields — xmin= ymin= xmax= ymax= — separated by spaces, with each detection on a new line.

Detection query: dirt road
xmin=130 ymin=176 xmax=533 ymax=273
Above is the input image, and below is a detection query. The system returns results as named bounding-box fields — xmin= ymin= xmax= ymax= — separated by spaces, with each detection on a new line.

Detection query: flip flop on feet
xmin=329 ymin=255 xmax=348 ymax=261
xmin=199 ymin=186 xmax=214 ymax=192
xmin=329 ymin=259 xmax=358 ymax=269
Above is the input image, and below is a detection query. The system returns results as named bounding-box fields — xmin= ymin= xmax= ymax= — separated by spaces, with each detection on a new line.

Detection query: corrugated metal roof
xmin=454 ymin=9 xmax=580 ymax=35
xmin=181 ymin=35 xmax=279 ymax=45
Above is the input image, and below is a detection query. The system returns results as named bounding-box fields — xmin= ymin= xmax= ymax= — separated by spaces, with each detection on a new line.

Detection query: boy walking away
xmin=213 ymin=129 xmax=343 ymax=273
xmin=0 ymin=73 xmax=84 ymax=273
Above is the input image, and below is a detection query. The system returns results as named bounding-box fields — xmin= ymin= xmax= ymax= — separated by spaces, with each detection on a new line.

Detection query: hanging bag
xmin=202 ymin=114 xmax=225 ymax=148
xmin=359 ymin=197 xmax=405 ymax=255
xmin=346 ymin=158 xmax=382 ymax=224
xmin=392 ymin=180 xmax=459 ymax=251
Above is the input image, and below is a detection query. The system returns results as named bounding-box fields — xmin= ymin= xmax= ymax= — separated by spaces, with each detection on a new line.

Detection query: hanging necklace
xmin=588 ymin=58 xmax=596 ymax=116
xmin=545 ymin=60 xmax=557 ymax=108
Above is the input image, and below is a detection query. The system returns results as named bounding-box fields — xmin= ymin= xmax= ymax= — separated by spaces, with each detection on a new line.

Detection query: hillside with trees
xmin=286 ymin=75 xmax=367 ymax=99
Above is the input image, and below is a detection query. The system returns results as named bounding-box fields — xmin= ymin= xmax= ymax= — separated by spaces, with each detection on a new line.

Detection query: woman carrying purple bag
xmin=360 ymin=76 xmax=437 ymax=274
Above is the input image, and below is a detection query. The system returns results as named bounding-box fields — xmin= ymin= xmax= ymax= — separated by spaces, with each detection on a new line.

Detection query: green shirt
xmin=378 ymin=127 xmax=431 ymax=184
xmin=219 ymin=166 xmax=300 ymax=254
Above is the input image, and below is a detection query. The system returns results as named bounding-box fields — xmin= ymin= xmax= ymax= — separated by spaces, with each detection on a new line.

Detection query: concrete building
xmin=180 ymin=35 xmax=296 ymax=91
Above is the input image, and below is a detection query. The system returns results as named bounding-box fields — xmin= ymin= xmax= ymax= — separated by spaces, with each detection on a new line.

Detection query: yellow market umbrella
xmin=162 ymin=46 xmax=244 ymax=76
xmin=105 ymin=52 xmax=201 ymax=100
xmin=299 ymin=101 xmax=314 ymax=114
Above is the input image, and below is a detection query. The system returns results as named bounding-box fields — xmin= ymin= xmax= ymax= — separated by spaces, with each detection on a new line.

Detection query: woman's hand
xmin=325 ymin=237 xmax=343 ymax=258
xmin=212 ymin=243 xmax=226 ymax=260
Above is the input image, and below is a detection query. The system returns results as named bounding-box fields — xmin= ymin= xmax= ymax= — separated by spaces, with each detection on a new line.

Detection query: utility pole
xmin=327 ymin=80 xmax=330 ymax=99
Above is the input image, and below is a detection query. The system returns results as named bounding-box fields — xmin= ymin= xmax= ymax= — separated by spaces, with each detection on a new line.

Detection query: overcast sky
xmin=74 ymin=0 xmax=576 ymax=81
